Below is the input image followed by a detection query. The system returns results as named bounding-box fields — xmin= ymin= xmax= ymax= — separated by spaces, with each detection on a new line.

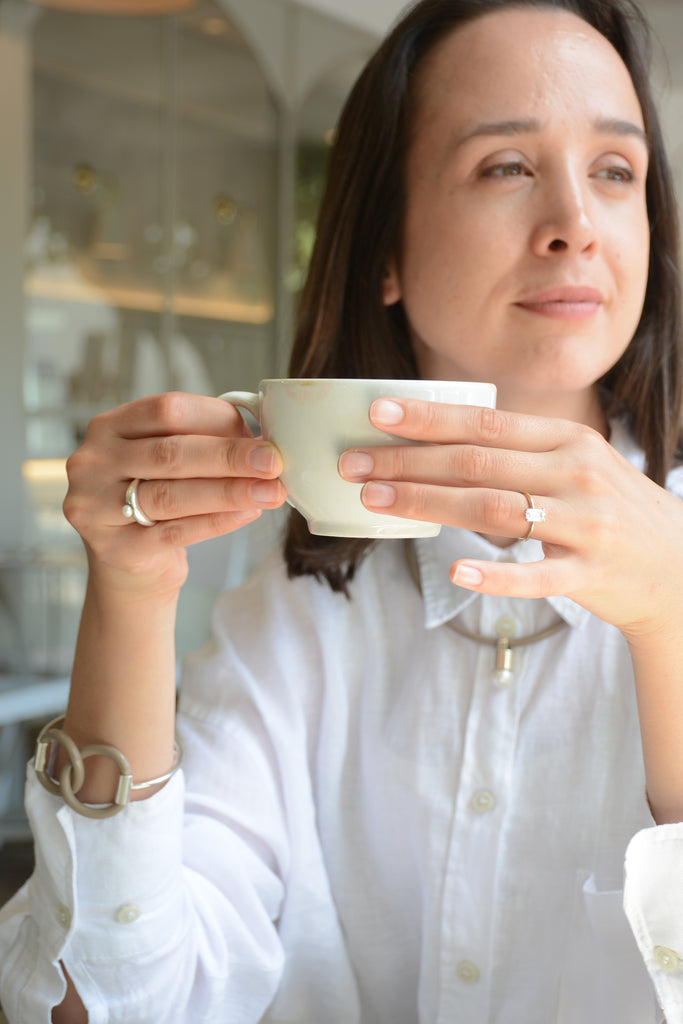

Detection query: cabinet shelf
xmin=26 ymin=274 xmax=273 ymax=325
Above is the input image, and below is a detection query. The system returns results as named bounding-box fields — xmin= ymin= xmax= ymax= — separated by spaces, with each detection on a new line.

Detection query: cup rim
xmin=258 ymin=377 xmax=495 ymax=388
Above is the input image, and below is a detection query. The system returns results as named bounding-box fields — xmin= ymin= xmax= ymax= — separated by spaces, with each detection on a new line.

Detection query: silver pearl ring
xmin=518 ymin=491 xmax=546 ymax=541
xmin=122 ymin=479 xmax=157 ymax=527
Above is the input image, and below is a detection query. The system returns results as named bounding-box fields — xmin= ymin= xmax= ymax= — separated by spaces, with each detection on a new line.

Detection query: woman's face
xmin=384 ymin=7 xmax=651 ymax=425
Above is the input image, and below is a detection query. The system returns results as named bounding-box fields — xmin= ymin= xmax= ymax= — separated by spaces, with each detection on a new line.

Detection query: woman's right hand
xmin=63 ymin=391 xmax=286 ymax=597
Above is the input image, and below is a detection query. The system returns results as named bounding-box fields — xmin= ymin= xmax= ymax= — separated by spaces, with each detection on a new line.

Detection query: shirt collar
xmin=411 ymin=528 xmax=588 ymax=629
xmin=411 ymin=416 xmax=639 ymax=632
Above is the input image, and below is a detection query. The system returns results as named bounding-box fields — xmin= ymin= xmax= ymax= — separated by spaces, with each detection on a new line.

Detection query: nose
xmin=530 ymin=171 xmax=598 ymax=258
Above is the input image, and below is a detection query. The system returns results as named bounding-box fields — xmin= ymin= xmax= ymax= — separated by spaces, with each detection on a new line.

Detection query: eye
xmin=595 ymin=165 xmax=636 ymax=184
xmin=479 ymin=160 xmax=530 ymax=179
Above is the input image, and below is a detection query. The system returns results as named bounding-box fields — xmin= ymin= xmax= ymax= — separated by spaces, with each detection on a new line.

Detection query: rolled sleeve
xmin=0 ymin=765 xmax=187 ymax=1023
xmin=624 ymin=824 xmax=683 ymax=1023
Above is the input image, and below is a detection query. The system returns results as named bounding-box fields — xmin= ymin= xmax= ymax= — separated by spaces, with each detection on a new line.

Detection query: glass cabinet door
xmin=25 ymin=0 xmax=278 ymax=463
xmin=6 ymin=0 xmax=374 ymax=673
xmin=13 ymin=0 xmax=279 ymax=673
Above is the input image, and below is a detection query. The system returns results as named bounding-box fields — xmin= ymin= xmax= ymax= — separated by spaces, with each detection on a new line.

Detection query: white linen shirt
xmin=2 ymin=420 xmax=683 ymax=1024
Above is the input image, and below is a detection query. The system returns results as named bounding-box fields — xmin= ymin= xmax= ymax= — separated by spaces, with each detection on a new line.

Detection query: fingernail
xmin=339 ymin=451 xmax=374 ymax=480
xmin=234 ymin=509 xmax=262 ymax=522
xmin=248 ymin=444 xmax=279 ymax=473
xmin=249 ymin=479 xmax=283 ymax=504
xmin=361 ymin=482 xmax=396 ymax=508
xmin=452 ymin=564 xmax=484 ymax=587
xmin=370 ymin=399 xmax=404 ymax=426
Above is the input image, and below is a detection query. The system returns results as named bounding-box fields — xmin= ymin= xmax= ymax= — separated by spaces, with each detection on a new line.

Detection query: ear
xmin=382 ymin=255 xmax=402 ymax=306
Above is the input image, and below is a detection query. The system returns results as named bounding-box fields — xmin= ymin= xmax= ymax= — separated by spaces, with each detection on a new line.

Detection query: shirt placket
xmin=436 ymin=593 xmax=526 ymax=1023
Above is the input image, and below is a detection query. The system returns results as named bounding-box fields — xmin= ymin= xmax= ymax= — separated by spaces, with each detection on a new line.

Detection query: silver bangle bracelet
xmin=34 ymin=715 xmax=183 ymax=819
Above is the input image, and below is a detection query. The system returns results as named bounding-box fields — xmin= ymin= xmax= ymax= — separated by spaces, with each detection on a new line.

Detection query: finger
xmin=90 ymin=392 xmax=253 ymax=442
xmin=130 ymin=476 xmax=287 ymax=524
xmin=449 ymin=555 xmax=580 ymax=601
xmin=361 ymin=481 xmax=562 ymax=543
xmin=368 ymin=398 xmax=579 ymax=452
xmin=109 ymin=509 xmax=267 ymax=569
xmin=339 ymin=442 xmax=549 ymax=493
xmin=107 ymin=434 xmax=283 ymax=483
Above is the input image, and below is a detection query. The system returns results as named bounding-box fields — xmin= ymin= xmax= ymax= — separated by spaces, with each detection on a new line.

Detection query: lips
xmin=514 ymin=286 xmax=604 ymax=320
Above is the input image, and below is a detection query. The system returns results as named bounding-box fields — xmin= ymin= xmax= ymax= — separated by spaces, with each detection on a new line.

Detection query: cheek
xmin=615 ymin=207 xmax=650 ymax=277
xmin=610 ymin=265 xmax=649 ymax=361
xmin=402 ymin=203 xmax=504 ymax=295
xmin=620 ymin=228 xmax=650 ymax=317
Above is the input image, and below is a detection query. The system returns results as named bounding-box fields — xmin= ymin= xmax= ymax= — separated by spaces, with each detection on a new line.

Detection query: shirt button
xmin=56 ymin=903 xmax=71 ymax=929
xmin=494 ymin=615 xmax=518 ymax=638
xmin=470 ymin=789 xmax=497 ymax=814
xmin=116 ymin=903 xmax=141 ymax=924
xmin=456 ymin=960 xmax=480 ymax=983
xmin=654 ymin=945 xmax=681 ymax=971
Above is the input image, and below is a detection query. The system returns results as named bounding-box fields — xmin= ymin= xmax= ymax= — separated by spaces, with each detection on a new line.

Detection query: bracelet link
xmin=36 ymin=726 xmax=85 ymax=796
xmin=59 ymin=744 xmax=134 ymax=820
xmin=34 ymin=716 xmax=182 ymax=819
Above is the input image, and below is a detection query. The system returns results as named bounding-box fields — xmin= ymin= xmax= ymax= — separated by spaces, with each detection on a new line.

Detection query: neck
xmin=495 ymin=383 xmax=609 ymax=437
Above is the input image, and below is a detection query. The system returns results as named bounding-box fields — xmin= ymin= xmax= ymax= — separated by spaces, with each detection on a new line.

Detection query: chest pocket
xmin=557 ymin=871 xmax=660 ymax=1023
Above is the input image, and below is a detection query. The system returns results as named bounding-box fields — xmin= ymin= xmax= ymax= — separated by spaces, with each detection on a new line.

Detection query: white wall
xmin=642 ymin=0 xmax=683 ymax=214
xmin=0 ymin=2 xmax=34 ymax=547
xmin=295 ymin=0 xmax=405 ymax=36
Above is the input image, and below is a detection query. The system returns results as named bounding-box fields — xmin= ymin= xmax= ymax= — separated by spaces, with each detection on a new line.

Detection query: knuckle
xmin=151 ymin=480 xmax=179 ymax=517
xmin=571 ymin=464 xmax=603 ymax=498
xmin=568 ymin=430 xmax=610 ymax=495
xmin=63 ymin=490 xmax=97 ymax=537
xmin=532 ymin=561 xmax=556 ymax=599
xmin=150 ymin=436 xmax=183 ymax=472
xmin=61 ymin=491 xmax=81 ymax=529
xmin=65 ymin=444 xmax=97 ymax=484
xmin=62 ymin=451 xmax=97 ymax=529
xmin=151 ymin=392 xmax=189 ymax=430
xmin=480 ymin=489 xmax=514 ymax=530
xmin=390 ymin=446 xmax=412 ymax=479
xmin=458 ymin=444 xmax=490 ymax=484
xmin=474 ymin=405 xmax=506 ymax=445
xmin=569 ymin=458 xmax=605 ymax=498
xmin=64 ymin=450 xmax=83 ymax=487
xmin=571 ymin=420 xmax=598 ymax=445
xmin=221 ymin=437 xmax=242 ymax=473
xmin=158 ymin=521 xmax=185 ymax=547
xmin=208 ymin=511 xmax=236 ymax=534
xmin=220 ymin=477 xmax=251 ymax=509
xmin=588 ymin=506 xmax=620 ymax=548
xmin=421 ymin=400 xmax=448 ymax=434
xmin=64 ymin=450 xmax=78 ymax=478
xmin=408 ymin=484 xmax=431 ymax=519
xmin=81 ymin=409 xmax=111 ymax=439
xmin=219 ymin=478 xmax=236 ymax=507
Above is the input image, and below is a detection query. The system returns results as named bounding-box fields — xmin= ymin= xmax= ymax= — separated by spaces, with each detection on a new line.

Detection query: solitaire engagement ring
xmin=122 ymin=479 xmax=157 ymax=527
xmin=518 ymin=491 xmax=546 ymax=542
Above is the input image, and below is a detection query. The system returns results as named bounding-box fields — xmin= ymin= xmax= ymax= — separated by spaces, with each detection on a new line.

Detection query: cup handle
xmin=218 ymin=391 xmax=261 ymax=426
xmin=219 ymin=390 xmax=293 ymax=508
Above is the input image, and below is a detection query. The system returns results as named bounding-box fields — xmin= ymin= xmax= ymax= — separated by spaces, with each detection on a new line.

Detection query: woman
xmin=2 ymin=0 xmax=683 ymax=1020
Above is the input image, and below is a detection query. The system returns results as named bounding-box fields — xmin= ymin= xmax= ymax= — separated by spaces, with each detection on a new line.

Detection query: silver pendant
xmin=493 ymin=638 xmax=514 ymax=687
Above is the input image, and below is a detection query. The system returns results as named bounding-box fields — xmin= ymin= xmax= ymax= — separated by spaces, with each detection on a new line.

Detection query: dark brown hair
xmin=284 ymin=0 xmax=683 ymax=592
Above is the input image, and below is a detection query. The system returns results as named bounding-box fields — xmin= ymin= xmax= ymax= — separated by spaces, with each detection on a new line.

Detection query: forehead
xmin=410 ymin=6 xmax=645 ymax=135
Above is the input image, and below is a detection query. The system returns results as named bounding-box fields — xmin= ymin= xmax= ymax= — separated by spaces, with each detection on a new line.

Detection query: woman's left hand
xmin=338 ymin=397 xmax=683 ymax=642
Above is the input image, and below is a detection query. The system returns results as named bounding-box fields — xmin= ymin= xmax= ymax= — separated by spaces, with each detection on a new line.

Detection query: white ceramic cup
xmin=219 ymin=378 xmax=497 ymax=539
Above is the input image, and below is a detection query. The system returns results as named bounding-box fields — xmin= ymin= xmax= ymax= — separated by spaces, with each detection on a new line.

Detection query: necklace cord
xmin=404 ymin=539 xmax=567 ymax=649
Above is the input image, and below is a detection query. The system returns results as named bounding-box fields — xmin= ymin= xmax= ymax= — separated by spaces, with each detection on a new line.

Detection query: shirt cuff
xmin=624 ymin=823 xmax=683 ymax=1021
xmin=25 ymin=762 xmax=187 ymax=964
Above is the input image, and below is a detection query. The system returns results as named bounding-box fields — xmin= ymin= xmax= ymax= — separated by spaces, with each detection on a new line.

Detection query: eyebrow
xmin=456 ymin=116 xmax=649 ymax=149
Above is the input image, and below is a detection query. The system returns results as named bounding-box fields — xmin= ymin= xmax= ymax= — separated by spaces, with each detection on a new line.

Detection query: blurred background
xmin=0 ymin=0 xmax=681 ymax=872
